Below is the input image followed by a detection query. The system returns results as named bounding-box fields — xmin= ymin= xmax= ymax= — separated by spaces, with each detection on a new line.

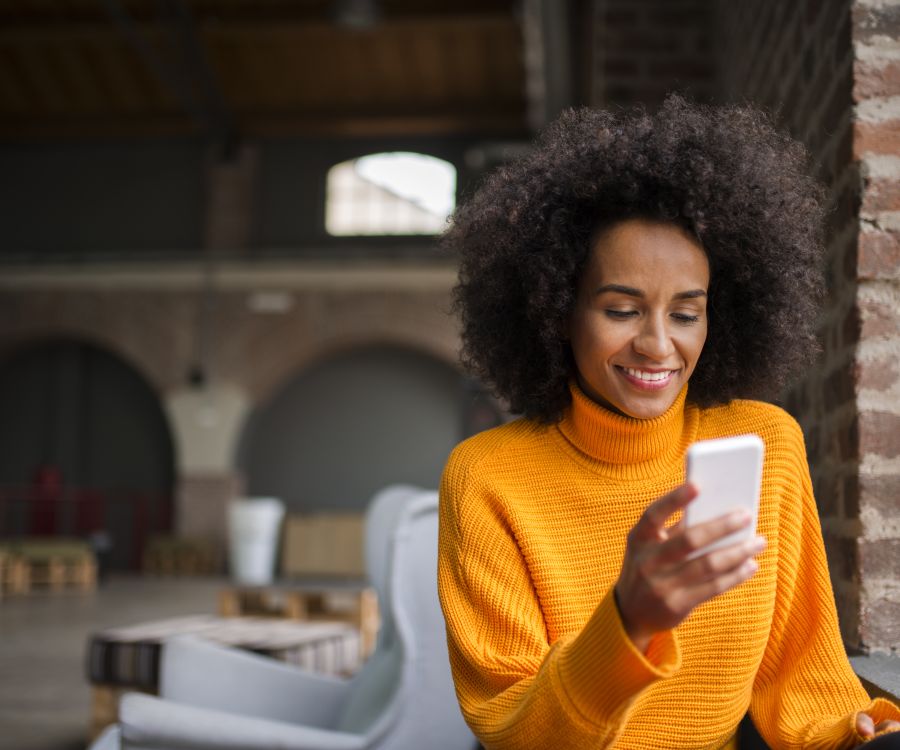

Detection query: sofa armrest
xmin=120 ymin=693 xmax=366 ymax=750
xmin=87 ymin=724 xmax=121 ymax=750
xmin=160 ymin=635 xmax=352 ymax=728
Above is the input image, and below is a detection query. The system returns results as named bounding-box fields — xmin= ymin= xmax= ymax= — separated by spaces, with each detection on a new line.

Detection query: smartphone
xmin=685 ymin=434 xmax=764 ymax=556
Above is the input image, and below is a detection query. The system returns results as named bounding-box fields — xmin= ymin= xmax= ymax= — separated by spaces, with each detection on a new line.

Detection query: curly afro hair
xmin=445 ymin=95 xmax=826 ymax=423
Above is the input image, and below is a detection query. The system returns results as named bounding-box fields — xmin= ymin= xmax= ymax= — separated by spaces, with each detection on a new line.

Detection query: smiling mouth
xmin=616 ymin=366 xmax=678 ymax=389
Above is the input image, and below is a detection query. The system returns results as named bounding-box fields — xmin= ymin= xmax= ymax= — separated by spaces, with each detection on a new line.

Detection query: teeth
xmin=623 ymin=367 xmax=673 ymax=382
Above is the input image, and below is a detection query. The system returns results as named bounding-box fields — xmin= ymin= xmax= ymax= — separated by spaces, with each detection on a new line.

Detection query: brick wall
xmin=589 ymin=0 xmax=892 ymax=648
xmin=0 ymin=269 xmax=459 ymax=401
xmin=715 ymin=0 xmax=900 ymax=654
xmin=0 ymin=265 xmax=460 ymax=552
xmin=591 ymin=0 xmax=715 ymax=105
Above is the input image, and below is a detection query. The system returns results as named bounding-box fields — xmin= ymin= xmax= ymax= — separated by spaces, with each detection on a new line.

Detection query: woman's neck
xmin=556 ymin=381 xmax=698 ymax=476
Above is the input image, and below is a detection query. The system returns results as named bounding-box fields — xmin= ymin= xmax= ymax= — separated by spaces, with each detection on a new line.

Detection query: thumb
xmin=856 ymin=712 xmax=875 ymax=738
xmin=635 ymin=483 xmax=698 ymax=541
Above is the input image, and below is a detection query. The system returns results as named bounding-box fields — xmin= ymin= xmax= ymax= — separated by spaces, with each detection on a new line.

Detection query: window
xmin=325 ymin=152 xmax=456 ymax=236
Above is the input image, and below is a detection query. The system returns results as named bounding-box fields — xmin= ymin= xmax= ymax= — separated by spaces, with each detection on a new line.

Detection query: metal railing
xmin=0 ymin=486 xmax=173 ymax=571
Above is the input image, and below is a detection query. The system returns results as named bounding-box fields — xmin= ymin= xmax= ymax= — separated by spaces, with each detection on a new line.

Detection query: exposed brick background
xmin=0 ymin=272 xmax=459 ymax=401
xmin=592 ymin=0 xmax=715 ymax=105
xmin=590 ymin=0 xmax=892 ymax=649
xmin=0 ymin=268 xmax=459 ymax=545
xmin=713 ymin=0 xmax=899 ymax=654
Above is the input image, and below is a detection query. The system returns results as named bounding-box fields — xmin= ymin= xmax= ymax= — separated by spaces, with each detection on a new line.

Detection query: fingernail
xmin=743 ymin=559 xmax=758 ymax=575
xmin=729 ymin=509 xmax=751 ymax=525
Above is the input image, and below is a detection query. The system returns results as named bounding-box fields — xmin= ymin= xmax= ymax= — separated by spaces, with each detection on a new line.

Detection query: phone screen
xmin=685 ymin=434 xmax=764 ymax=555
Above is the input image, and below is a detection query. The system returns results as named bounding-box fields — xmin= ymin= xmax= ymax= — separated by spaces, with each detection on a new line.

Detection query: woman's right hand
xmin=614 ymin=483 xmax=766 ymax=653
xmin=856 ymin=713 xmax=900 ymax=745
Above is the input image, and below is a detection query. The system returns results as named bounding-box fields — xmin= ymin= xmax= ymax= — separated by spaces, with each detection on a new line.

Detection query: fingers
xmin=617 ymin=484 xmax=762 ymax=649
xmin=656 ymin=509 xmax=755 ymax=564
xmin=633 ymin=483 xmax=698 ymax=541
xmin=619 ymin=549 xmax=760 ymax=644
xmin=857 ymin=713 xmax=875 ymax=738
xmin=666 ymin=534 xmax=766 ymax=585
xmin=674 ymin=556 xmax=759 ymax=610
xmin=855 ymin=715 xmax=900 ymax=747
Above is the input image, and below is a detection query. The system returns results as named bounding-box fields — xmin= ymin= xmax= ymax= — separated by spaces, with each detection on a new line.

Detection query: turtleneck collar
xmin=556 ymin=381 xmax=698 ymax=478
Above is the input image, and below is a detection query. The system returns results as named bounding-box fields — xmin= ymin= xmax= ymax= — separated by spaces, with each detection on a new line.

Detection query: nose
xmin=633 ymin=313 xmax=675 ymax=361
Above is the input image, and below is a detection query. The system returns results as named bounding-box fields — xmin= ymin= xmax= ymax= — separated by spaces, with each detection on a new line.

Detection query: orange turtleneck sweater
xmin=437 ymin=384 xmax=900 ymax=749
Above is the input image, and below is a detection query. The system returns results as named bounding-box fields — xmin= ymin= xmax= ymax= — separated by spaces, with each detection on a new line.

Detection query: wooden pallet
xmin=89 ymin=684 xmax=152 ymax=741
xmin=218 ymin=585 xmax=379 ymax=659
xmin=0 ymin=540 xmax=96 ymax=593
xmin=142 ymin=535 xmax=219 ymax=576
xmin=4 ymin=557 xmax=29 ymax=594
xmin=0 ymin=548 xmax=27 ymax=594
xmin=22 ymin=554 xmax=96 ymax=592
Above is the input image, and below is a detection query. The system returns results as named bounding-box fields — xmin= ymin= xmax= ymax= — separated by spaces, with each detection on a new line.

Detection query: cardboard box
xmin=280 ymin=513 xmax=364 ymax=577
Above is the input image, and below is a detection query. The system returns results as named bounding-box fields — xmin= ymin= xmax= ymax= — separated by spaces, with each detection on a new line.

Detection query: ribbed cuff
xmin=555 ymin=586 xmax=681 ymax=727
xmin=803 ymin=700 xmax=900 ymax=749
xmin=867 ymin=697 xmax=900 ymax=725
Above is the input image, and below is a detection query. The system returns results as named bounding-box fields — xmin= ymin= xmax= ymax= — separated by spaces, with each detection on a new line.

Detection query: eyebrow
xmin=593 ymin=283 xmax=707 ymax=300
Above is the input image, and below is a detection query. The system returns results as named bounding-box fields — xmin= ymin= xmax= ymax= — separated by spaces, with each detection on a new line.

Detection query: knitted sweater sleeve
xmin=437 ymin=444 xmax=681 ymax=750
xmin=749 ymin=425 xmax=900 ymax=749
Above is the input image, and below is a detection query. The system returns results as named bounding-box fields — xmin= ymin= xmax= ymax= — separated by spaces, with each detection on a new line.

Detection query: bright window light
xmin=325 ymin=152 xmax=456 ymax=236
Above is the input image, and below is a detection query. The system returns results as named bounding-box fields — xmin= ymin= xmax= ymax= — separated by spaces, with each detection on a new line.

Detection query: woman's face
xmin=569 ymin=218 xmax=710 ymax=420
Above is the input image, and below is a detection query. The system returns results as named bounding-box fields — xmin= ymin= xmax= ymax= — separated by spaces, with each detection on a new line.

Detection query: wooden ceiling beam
xmin=0 ymin=46 xmax=30 ymax=113
xmin=244 ymin=111 xmax=528 ymax=137
xmin=10 ymin=39 xmax=70 ymax=113
xmin=0 ymin=13 xmax=516 ymax=42
xmin=54 ymin=40 xmax=107 ymax=112
xmin=0 ymin=0 xmax=514 ymax=26
xmin=84 ymin=39 xmax=148 ymax=111
xmin=0 ymin=109 xmax=527 ymax=140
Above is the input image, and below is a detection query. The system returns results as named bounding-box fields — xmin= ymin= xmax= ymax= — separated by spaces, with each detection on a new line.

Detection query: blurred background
xmin=0 ymin=0 xmax=897 ymax=747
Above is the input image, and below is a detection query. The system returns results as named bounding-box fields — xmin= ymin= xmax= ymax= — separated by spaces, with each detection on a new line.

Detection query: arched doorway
xmin=0 ymin=339 xmax=175 ymax=570
xmin=237 ymin=345 xmax=470 ymax=514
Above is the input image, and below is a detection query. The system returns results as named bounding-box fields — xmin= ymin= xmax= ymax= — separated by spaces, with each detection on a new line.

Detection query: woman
xmin=437 ymin=96 xmax=900 ymax=749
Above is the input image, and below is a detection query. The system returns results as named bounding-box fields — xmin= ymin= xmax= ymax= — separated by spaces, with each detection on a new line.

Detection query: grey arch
xmin=0 ymin=338 xmax=175 ymax=568
xmin=236 ymin=345 xmax=466 ymax=514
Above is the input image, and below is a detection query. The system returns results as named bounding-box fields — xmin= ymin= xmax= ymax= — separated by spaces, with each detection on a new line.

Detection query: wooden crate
xmin=280 ymin=514 xmax=365 ymax=578
xmin=218 ymin=585 xmax=379 ymax=659
xmin=0 ymin=546 xmax=29 ymax=594
xmin=23 ymin=554 xmax=96 ymax=592
xmin=89 ymin=684 xmax=152 ymax=741
xmin=1 ymin=539 xmax=96 ymax=593
xmin=142 ymin=535 xmax=219 ymax=576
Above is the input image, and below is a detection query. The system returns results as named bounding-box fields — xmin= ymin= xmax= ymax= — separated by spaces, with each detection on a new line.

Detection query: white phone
xmin=685 ymin=434 xmax=764 ymax=555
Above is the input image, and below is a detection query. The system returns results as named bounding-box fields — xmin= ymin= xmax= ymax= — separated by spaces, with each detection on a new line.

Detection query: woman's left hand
xmin=856 ymin=712 xmax=900 ymax=745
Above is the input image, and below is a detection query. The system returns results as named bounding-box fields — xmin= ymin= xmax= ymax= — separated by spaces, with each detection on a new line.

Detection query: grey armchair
xmin=89 ymin=485 xmax=476 ymax=750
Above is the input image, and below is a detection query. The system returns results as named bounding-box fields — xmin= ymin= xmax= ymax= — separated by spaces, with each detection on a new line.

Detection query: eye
xmin=671 ymin=312 xmax=700 ymax=324
xmin=605 ymin=309 xmax=638 ymax=319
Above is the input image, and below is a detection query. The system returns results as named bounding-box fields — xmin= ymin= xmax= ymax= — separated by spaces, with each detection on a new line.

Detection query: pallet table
xmin=86 ymin=614 xmax=362 ymax=740
xmin=217 ymin=582 xmax=379 ymax=659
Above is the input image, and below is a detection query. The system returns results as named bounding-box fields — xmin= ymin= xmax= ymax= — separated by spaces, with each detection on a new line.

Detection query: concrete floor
xmin=0 ymin=575 xmax=226 ymax=750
